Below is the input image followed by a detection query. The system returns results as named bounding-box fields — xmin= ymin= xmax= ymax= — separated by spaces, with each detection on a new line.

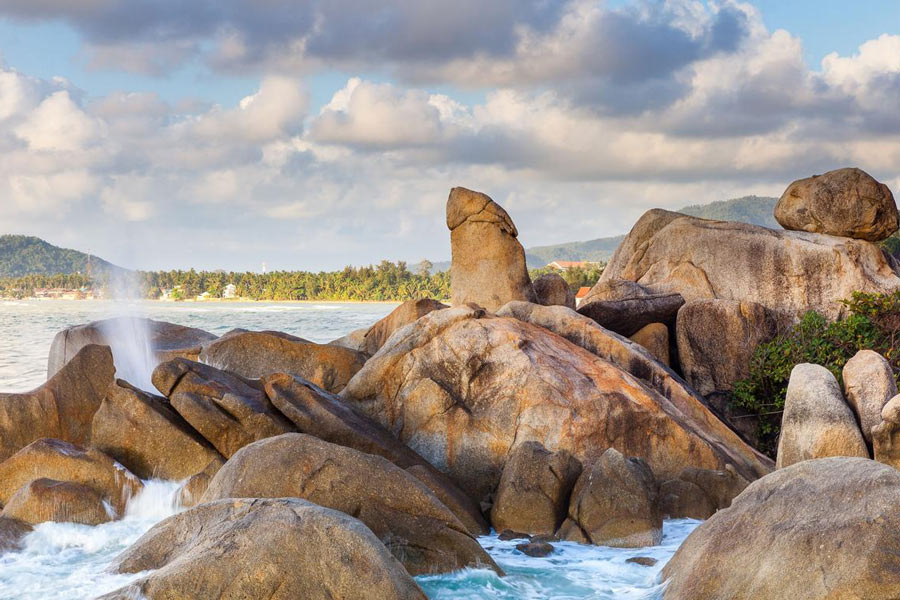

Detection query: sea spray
xmin=99 ymin=270 xmax=157 ymax=393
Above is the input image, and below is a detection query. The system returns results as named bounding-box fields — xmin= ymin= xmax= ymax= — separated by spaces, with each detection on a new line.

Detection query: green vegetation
xmin=0 ymin=235 xmax=121 ymax=278
xmin=529 ymin=264 xmax=606 ymax=291
xmin=731 ymin=291 xmax=900 ymax=457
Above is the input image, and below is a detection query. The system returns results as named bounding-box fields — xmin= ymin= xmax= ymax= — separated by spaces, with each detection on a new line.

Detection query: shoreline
xmin=0 ymin=296 xmax=409 ymax=305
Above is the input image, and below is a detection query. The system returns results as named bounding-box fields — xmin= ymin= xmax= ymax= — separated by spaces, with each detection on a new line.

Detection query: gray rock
xmin=842 ymin=349 xmax=897 ymax=444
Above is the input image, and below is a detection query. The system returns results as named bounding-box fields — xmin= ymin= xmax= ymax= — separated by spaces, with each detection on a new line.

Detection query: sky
xmin=1 ymin=0 xmax=899 ymax=271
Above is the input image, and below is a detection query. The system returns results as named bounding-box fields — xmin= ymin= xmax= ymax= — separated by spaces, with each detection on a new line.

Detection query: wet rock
xmin=497 ymin=530 xmax=529 ymax=541
xmin=0 ymin=517 xmax=31 ymax=554
xmin=516 ymin=541 xmax=554 ymax=557
xmin=843 ymin=349 xmax=897 ymax=444
xmin=627 ymin=556 xmax=658 ymax=567
xmin=628 ymin=322 xmax=670 ymax=366
xmin=532 ymin=273 xmax=575 ymax=309
xmin=2 ymin=478 xmax=113 ymax=526
xmin=362 ymin=298 xmax=448 ymax=355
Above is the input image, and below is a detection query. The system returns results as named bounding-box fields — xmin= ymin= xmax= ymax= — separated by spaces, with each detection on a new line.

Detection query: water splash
xmin=101 ymin=271 xmax=157 ymax=393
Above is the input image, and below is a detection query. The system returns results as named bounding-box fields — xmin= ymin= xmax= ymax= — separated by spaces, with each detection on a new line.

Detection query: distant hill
xmin=0 ymin=235 xmax=123 ymax=277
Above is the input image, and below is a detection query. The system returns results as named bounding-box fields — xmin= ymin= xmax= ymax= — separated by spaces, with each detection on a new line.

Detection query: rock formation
xmin=532 ymin=273 xmax=576 ymax=309
xmin=872 ymin=395 xmax=900 ymax=469
xmin=361 ymin=298 xmax=448 ymax=355
xmin=576 ymin=278 xmax=684 ymax=336
xmin=2 ymin=478 xmax=114 ymax=526
xmin=628 ymin=322 xmax=670 ymax=366
xmin=842 ymin=349 xmax=897 ymax=444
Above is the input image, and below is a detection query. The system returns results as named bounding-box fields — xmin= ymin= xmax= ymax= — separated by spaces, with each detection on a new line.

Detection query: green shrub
xmin=730 ymin=291 xmax=900 ymax=457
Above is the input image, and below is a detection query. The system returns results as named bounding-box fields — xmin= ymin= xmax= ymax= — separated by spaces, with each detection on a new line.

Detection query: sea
xmin=0 ymin=299 xmax=697 ymax=599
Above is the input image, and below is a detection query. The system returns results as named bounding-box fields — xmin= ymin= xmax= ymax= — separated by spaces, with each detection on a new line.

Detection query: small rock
xmin=627 ymin=556 xmax=658 ymax=567
xmin=516 ymin=541 xmax=555 ymax=557
xmin=498 ymin=529 xmax=530 ymax=541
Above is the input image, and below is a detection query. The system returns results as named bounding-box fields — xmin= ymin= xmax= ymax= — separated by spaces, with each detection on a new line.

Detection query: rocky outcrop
xmin=774 ymin=167 xmax=898 ymax=242
xmin=843 ymin=350 xmax=897 ymax=444
xmin=490 ymin=441 xmax=582 ymax=536
xmin=202 ymin=433 xmax=499 ymax=576
xmin=557 ymin=448 xmax=661 ymax=547
xmin=532 ymin=273 xmax=575 ymax=309
xmin=199 ymin=330 xmax=365 ymax=393
xmin=447 ymin=187 xmax=535 ymax=311
xmin=659 ymin=466 xmax=750 ymax=519
xmin=662 ymin=458 xmax=900 ymax=600
xmin=576 ymin=278 xmax=684 ymax=337
xmin=47 ymin=317 xmax=216 ymax=378
xmin=0 ymin=344 xmax=115 ymax=462
xmin=101 ymin=498 xmax=427 ymax=600
xmin=328 ymin=327 xmax=369 ymax=353
xmin=676 ymin=300 xmax=778 ymax=397
xmin=362 ymin=299 xmax=448 ymax=355
xmin=776 ymin=364 xmax=868 ymax=469
xmin=91 ymin=379 xmax=223 ymax=480
xmin=0 ymin=438 xmax=142 ymax=517
xmin=151 ymin=359 xmax=294 ymax=458
xmin=2 ymin=478 xmax=113 ymax=526
xmin=599 ymin=209 xmax=900 ymax=321
xmin=629 ymin=322 xmax=670 ymax=366
xmin=262 ymin=373 xmax=488 ymax=534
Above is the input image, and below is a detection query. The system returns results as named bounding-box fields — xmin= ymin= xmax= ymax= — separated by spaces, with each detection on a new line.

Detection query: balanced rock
xmin=343 ymin=305 xmax=772 ymax=501
xmin=447 ymin=187 xmax=535 ymax=311
xmin=199 ymin=330 xmax=365 ymax=393
xmin=152 ymin=358 xmax=294 ymax=458
xmin=101 ymin=498 xmax=427 ymax=600
xmin=0 ymin=344 xmax=114 ymax=462
xmin=776 ymin=364 xmax=868 ymax=469
xmin=362 ymin=298 xmax=448 ymax=355
xmin=532 ymin=273 xmax=575 ymax=309
xmin=600 ymin=209 xmax=900 ymax=321
xmin=577 ymin=278 xmax=684 ymax=337
xmin=843 ymin=349 xmax=897 ymax=444
xmin=774 ymin=167 xmax=898 ymax=241
xmin=628 ymin=322 xmax=670 ymax=366
xmin=491 ymin=441 xmax=582 ymax=536
xmin=202 ymin=433 xmax=500 ymax=576
xmin=662 ymin=458 xmax=900 ymax=600
xmin=2 ymin=478 xmax=113 ymax=526
xmin=557 ymin=448 xmax=661 ymax=548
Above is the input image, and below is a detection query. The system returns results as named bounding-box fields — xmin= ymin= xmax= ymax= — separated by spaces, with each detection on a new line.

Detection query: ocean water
xmin=0 ymin=299 xmax=697 ymax=599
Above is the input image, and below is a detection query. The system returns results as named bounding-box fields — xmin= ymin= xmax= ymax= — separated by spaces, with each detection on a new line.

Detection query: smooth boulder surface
xmin=2 ymin=478 xmax=113 ymax=526
xmin=599 ymin=209 xmax=900 ymax=321
xmin=776 ymin=364 xmax=868 ymax=469
xmin=628 ymin=322 xmax=670 ymax=366
xmin=662 ymin=458 xmax=900 ymax=600
xmin=0 ymin=344 xmax=115 ymax=462
xmin=176 ymin=457 xmax=224 ymax=508
xmin=774 ymin=167 xmax=898 ymax=241
xmin=200 ymin=330 xmax=366 ymax=393
xmin=362 ymin=298 xmax=448 ymax=355
xmin=490 ymin=441 xmax=582 ymax=536
xmin=447 ymin=186 xmax=535 ymax=311
xmin=843 ymin=349 xmax=897 ymax=444
xmin=102 ymin=498 xmax=427 ymax=600
xmin=342 ymin=305 xmax=771 ymax=503
xmin=202 ymin=433 xmax=499 ymax=576
xmin=91 ymin=379 xmax=223 ymax=480
xmin=152 ymin=358 xmax=294 ymax=458
xmin=262 ymin=372 xmax=488 ymax=534
xmin=557 ymin=448 xmax=661 ymax=548
xmin=47 ymin=317 xmax=216 ymax=378
xmin=576 ymin=278 xmax=684 ymax=337
xmin=532 ymin=273 xmax=576 ymax=309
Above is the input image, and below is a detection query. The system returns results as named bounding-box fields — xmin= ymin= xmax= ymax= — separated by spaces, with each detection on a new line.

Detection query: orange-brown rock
xmin=532 ymin=273 xmax=575 ymax=309
xmin=176 ymin=457 xmax=224 ymax=508
xmin=2 ymin=478 xmax=114 ymax=525
xmin=629 ymin=322 xmax=670 ymax=366
xmin=362 ymin=298 xmax=448 ymax=355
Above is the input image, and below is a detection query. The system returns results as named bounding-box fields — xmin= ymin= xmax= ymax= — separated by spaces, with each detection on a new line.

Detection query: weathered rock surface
xmin=328 ymin=327 xmax=369 ymax=353
xmin=343 ymin=305 xmax=772 ymax=501
xmin=662 ymin=458 xmax=900 ymax=600
xmin=176 ymin=457 xmax=224 ymax=508
xmin=91 ymin=379 xmax=222 ymax=480
xmin=0 ymin=438 xmax=142 ymax=516
xmin=447 ymin=187 xmax=535 ymax=311
xmin=262 ymin=372 xmax=488 ymax=534
xmin=659 ymin=466 xmax=750 ymax=519
xmin=0 ymin=344 xmax=115 ymax=462
xmin=199 ymin=330 xmax=366 ymax=393
xmin=0 ymin=517 xmax=31 ymax=553
xmin=102 ymin=498 xmax=427 ymax=600
xmin=2 ymin=478 xmax=113 ymax=525
xmin=628 ymin=322 xmax=670 ymax=366
xmin=599 ymin=209 xmax=900 ymax=321
xmin=152 ymin=358 xmax=294 ymax=458
xmin=516 ymin=541 xmax=554 ymax=557
xmin=676 ymin=300 xmax=778 ymax=397
xmin=490 ymin=441 xmax=582 ymax=536
xmin=843 ymin=350 xmax=897 ymax=444
xmin=872 ymin=395 xmax=900 ymax=469
xmin=775 ymin=167 xmax=898 ymax=241
xmin=47 ymin=317 xmax=216 ymax=378
xmin=576 ymin=278 xmax=684 ymax=337
xmin=776 ymin=364 xmax=868 ymax=469
xmin=202 ymin=433 xmax=499 ymax=576
xmin=532 ymin=273 xmax=575 ymax=309
xmin=557 ymin=448 xmax=661 ymax=548
xmin=363 ymin=298 xmax=448 ymax=355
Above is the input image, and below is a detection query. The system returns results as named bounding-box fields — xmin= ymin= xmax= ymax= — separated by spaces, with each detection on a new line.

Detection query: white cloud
xmin=14 ymin=90 xmax=104 ymax=151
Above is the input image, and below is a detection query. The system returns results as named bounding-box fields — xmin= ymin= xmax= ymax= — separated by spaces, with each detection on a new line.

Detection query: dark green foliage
xmin=0 ymin=235 xmax=122 ymax=277
xmin=731 ymin=291 xmax=900 ymax=457
xmin=528 ymin=265 xmax=605 ymax=292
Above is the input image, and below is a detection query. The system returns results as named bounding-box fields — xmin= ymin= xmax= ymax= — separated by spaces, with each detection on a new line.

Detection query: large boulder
xmin=774 ymin=167 xmax=898 ymax=242
xmin=47 ymin=317 xmax=216 ymax=379
xmin=532 ymin=273 xmax=575 ymax=309
xmin=199 ymin=330 xmax=366 ymax=393
xmin=776 ymin=364 xmax=868 ymax=469
xmin=447 ymin=187 xmax=535 ymax=311
xmin=202 ymin=433 xmax=499 ymax=576
xmin=557 ymin=448 xmax=661 ymax=547
xmin=152 ymin=358 xmax=294 ymax=458
xmin=343 ymin=305 xmax=772 ymax=502
xmin=628 ymin=322 xmax=670 ymax=366
xmin=658 ymin=466 xmax=750 ymax=520
xmin=599 ymin=209 xmax=900 ymax=322
xmin=490 ymin=441 xmax=582 ymax=536
xmin=328 ymin=327 xmax=369 ymax=353
xmin=262 ymin=372 xmax=488 ymax=534
xmin=0 ymin=344 xmax=115 ymax=462
xmin=101 ymin=498 xmax=427 ymax=600
xmin=576 ymin=278 xmax=684 ymax=336
xmin=662 ymin=458 xmax=900 ymax=600
xmin=0 ymin=438 xmax=142 ymax=516
xmin=676 ymin=299 xmax=778 ymax=397
xmin=362 ymin=298 xmax=448 ymax=355
xmin=91 ymin=380 xmax=223 ymax=480
xmin=843 ymin=350 xmax=897 ymax=444
xmin=2 ymin=478 xmax=113 ymax=526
